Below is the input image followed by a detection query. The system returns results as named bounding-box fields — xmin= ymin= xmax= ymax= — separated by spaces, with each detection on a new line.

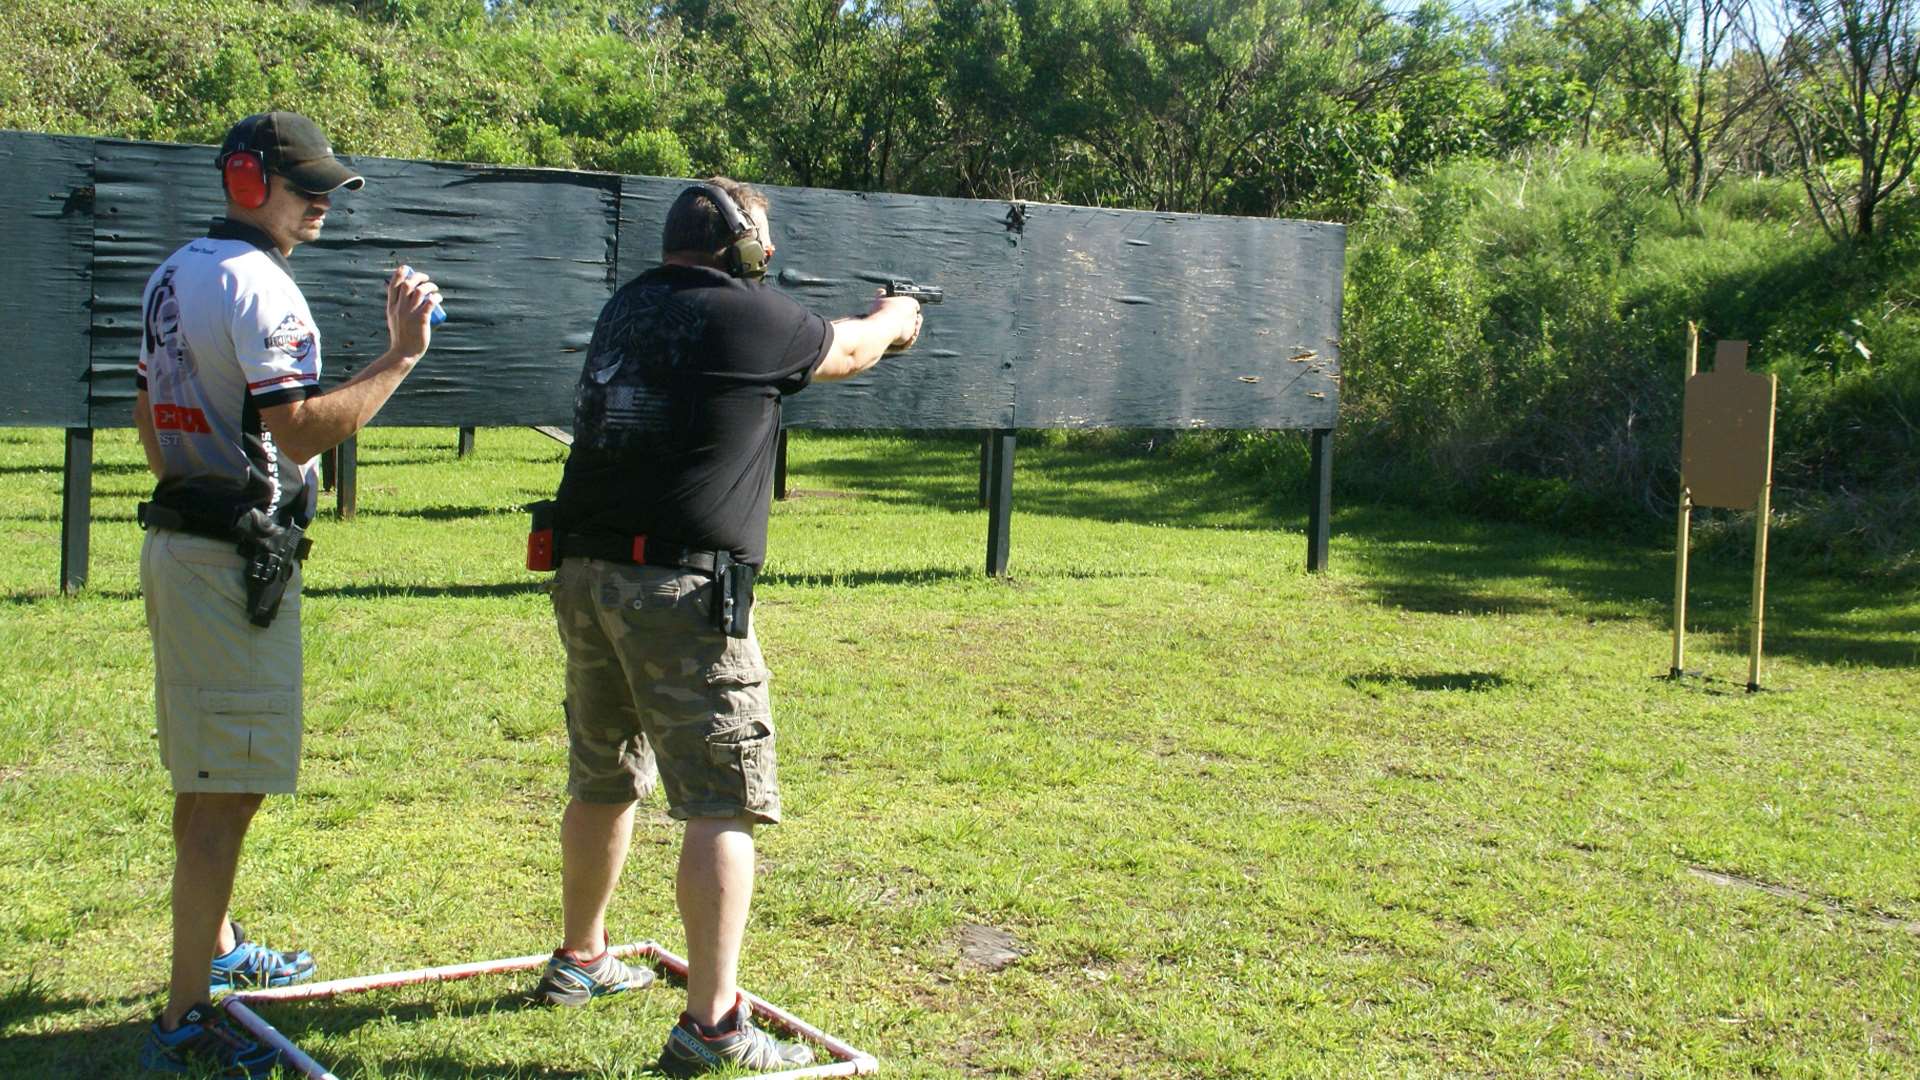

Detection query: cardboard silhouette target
xmin=1682 ymin=342 xmax=1776 ymax=509
xmin=1671 ymin=332 xmax=1778 ymax=691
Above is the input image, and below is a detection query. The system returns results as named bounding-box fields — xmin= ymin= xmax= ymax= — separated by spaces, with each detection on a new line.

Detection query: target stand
xmin=220 ymin=940 xmax=879 ymax=1079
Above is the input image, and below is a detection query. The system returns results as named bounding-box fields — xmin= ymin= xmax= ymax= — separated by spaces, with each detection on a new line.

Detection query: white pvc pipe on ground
xmin=222 ymin=940 xmax=880 ymax=1078
xmin=221 ymin=998 xmax=339 ymax=1080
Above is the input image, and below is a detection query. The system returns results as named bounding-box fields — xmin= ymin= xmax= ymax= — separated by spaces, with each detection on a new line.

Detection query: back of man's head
xmin=663 ymin=177 xmax=767 ymax=261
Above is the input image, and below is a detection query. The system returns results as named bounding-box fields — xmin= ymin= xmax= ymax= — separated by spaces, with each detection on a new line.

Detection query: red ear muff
xmin=222 ymin=151 xmax=268 ymax=210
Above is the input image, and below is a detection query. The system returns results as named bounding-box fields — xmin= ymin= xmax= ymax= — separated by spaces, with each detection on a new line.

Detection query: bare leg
xmin=560 ymin=797 xmax=637 ymax=956
xmin=678 ymin=816 xmax=756 ymax=1026
xmin=169 ymin=794 xmax=241 ymax=957
xmin=163 ymin=792 xmax=262 ymax=1027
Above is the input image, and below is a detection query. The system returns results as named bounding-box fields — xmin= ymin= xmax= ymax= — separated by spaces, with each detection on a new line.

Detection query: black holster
xmin=713 ymin=557 xmax=755 ymax=638
xmin=235 ymin=509 xmax=311 ymax=629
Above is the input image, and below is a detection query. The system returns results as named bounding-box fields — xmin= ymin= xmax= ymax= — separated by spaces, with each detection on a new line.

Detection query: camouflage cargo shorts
xmin=550 ymin=558 xmax=780 ymax=823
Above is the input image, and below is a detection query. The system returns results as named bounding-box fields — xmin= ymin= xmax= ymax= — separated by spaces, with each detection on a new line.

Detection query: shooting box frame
xmin=222 ymin=940 xmax=877 ymax=1080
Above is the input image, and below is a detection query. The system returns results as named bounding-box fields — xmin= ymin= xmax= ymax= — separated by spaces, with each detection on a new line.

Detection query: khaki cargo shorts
xmin=140 ymin=529 xmax=302 ymax=794
xmin=550 ymin=558 xmax=780 ymax=823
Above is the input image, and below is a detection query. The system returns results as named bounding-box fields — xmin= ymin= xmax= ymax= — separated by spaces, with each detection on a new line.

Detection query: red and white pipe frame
xmin=222 ymin=940 xmax=879 ymax=1080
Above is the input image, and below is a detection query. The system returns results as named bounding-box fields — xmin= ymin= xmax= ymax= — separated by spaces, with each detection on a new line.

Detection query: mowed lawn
xmin=1 ymin=426 xmax=1915 ymax=1079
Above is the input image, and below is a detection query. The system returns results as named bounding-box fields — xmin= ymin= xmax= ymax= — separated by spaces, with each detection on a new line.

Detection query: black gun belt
xmin=557 ymin=532 xmax=730 ymax=575
xmin=137 ymin=501 xmax=244 ymax=544
xmin=138 ymin=501 xmax=313 ymax=560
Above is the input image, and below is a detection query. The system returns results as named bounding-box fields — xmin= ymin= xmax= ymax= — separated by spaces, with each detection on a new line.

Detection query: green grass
xmin=1 ymin=426 xmax=1915 ymax=1078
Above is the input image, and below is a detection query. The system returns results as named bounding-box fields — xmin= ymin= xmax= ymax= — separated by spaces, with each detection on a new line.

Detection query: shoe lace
xmin=731 ymin=1016 xmax=795 ymax=1068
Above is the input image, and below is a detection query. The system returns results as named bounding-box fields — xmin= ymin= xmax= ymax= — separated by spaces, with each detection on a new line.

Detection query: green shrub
xmin=1338 ymin=149 xmax=1918 ymax=575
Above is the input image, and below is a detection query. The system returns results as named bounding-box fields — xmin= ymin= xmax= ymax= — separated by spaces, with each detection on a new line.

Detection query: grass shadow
xmin=2 ymin=587 xmax=143 ymax=604
xmin=348 ymin=504 xmax=520 ymax=522
xmin=759 ymin=567 xmax=976 ymax=588
xmin=0 ymin=1017 xmax=150 ymax=1078
xmin=790 ymin=433 xmax=1302 ymax=529
xmin=1336 ymin=504 xmax=1919 ymax=669
xmin=0 ymin=976 xmax=153 ymax=1078
xmin=1346 ymin=671 xmax=1512 ymax=693
xmin=303 ymin=581 xmax=549 ymax=601
xmin=0 ymin=461 xmax=152 ymax=478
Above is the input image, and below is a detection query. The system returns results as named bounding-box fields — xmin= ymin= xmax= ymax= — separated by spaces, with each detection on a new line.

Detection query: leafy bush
xmin=1336 ymin=149 xmax=1919 ymax=574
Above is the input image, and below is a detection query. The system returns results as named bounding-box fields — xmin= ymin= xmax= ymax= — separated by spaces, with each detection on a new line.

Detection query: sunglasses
xmin=279 ymin=179 xmax=331 ymax=201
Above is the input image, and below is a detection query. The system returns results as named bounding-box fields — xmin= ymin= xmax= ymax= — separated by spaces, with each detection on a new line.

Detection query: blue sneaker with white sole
xmin=139 ymin=1002 xmax=283 ymax=1077
xmin=210 ymin=921 xmax=315 ymax=994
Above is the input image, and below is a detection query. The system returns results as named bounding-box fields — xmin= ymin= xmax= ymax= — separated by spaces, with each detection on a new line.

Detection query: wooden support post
xmin=978 ymin=430 xmax=991 ymax=508
xmin=1672 ymin=323 xmax=1699 ymax=677
xmin=60 ymin=428 xmax=93 ymax=595
xmin=320 ymin=446 xmax=337 ymax=492
xmin=984 ymin=429 xmax=1015 ymax=578
xmin=1747 ymin=371 xmax=1778 ymax=693
xmin=1306 ymin=427 xmax=1332 ymax=573
xmin=1748 ymin=482 xmax=1771 ymax=692
xmin=457 ymin=426 xmax=476 ymax=457
xmin=1672 ymin=492 xmax=1693 ymax=677
xmin=774 ymin=428 xmax=789 ymax=501
xmin=334 ymin=435 xmax=358 ymax=520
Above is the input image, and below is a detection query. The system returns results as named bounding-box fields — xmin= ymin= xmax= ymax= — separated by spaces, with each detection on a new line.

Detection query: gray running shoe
xmin=657 ymin=1001 xmax=816 ymax=1076
xmin=531 ymin=948 xmax=655 ymax=1006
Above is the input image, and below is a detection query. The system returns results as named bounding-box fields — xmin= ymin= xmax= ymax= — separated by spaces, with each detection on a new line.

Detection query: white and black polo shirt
xmin=137 ymin=219 xmax=322 ymax=524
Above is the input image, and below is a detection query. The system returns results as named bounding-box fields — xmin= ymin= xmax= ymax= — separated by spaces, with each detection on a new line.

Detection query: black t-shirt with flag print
xmin=554 ymin=264 xmax=833 ymax=567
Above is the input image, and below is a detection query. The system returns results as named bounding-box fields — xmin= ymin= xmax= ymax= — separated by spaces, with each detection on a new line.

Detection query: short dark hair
xmin=662 ymin=177 xmax=767 ymax=258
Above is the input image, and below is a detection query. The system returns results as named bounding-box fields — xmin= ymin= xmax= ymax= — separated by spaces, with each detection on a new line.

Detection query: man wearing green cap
xmin=132 ymin=111 xmax=442 ymax=1076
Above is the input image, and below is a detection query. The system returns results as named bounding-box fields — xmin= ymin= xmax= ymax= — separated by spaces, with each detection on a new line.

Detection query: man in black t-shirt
xmin=534 ymin=178 xmax=921 ymax=1075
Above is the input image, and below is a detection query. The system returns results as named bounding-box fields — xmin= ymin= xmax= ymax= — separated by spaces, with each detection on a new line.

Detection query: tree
xmin=1750 ymin=0 xmax=1920 ymax=238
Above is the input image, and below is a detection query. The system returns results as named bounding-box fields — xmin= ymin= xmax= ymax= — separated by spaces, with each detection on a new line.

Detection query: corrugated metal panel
xmin=0 ymin=132 xmax=93 ymax=427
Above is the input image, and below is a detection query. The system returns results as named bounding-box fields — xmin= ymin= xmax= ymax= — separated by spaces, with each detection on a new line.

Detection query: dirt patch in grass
xmin=956 ymin=924 xmax=1025 ymax=971
xmin=1689 ymin=865 xmax=1920 ymax=934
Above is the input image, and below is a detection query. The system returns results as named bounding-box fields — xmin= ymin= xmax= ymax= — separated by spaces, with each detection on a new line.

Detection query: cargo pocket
xmin=195 ymin=689 xmax=299 ymax=782
xmin=705 ymin=653 xmax=771 ymax=724
xmin=705 ymin=717 xmax=778 ymax=816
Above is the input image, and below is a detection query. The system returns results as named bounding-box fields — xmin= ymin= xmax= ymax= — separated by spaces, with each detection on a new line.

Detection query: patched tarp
xmin=3 ymin=130 xmax=1343 ymax=432
xmin=0 ymin=133 xmax=93 ymax=427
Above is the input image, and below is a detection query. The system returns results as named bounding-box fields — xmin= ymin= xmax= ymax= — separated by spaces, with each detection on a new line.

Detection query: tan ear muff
xmin=725 ymin=234 xmax=768 ymax=281
xmin=692 ymin=183 xmax=767 ymax=281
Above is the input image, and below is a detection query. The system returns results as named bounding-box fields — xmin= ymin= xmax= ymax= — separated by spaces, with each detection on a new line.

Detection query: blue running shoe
xmin=210 ymin=921 xmax=315 ymax=994
xmin=139 ymin=1002 xmax=283 ymax=1077
xmin=532 ymin=946 xmax=655 ymax=1007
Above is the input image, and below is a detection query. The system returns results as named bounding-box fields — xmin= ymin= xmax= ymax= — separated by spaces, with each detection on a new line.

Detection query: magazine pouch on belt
xmin=526 ymin=500 xmax=557 ymax=571
xmin=714 ymin=556 xmax=755 ymax=639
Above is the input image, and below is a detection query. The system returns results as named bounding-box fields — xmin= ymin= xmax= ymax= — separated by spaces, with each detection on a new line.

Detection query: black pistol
xmin=883 ymin=280 xmax=943 ymax=304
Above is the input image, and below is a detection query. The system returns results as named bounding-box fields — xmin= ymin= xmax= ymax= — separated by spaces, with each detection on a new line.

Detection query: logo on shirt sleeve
xmin=265 ymin=313 xmax=317 ymax=365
